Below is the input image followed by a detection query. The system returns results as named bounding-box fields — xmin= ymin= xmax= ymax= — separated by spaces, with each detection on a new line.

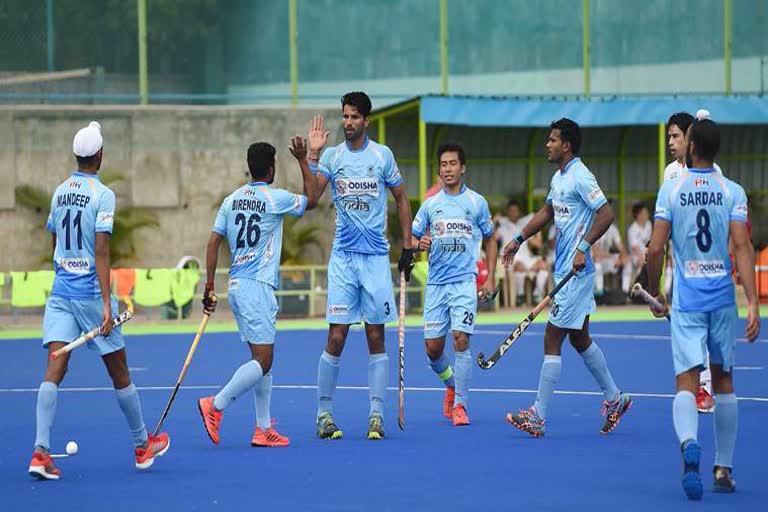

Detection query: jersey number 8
xmin=695 ymin=209 xmax=712 ymax=253
xmin=235 ymin=213 xmax=261 ymax=249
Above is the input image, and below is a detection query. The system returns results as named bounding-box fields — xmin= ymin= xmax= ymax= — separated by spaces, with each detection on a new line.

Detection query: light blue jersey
xmin=314 ymin=138 xmax=403 ymax=255
xmin=412 ymin=185 xmax=494 ymax=285
xmin=46 ymin=171 xmax=116 ymax=299
xmin=213 ymin=182 xmax=307 ymax=288
xmin=546 ymin=158 xmax=607 ymax=277
xmin=654 ymin=169 xmax=748 ymax=312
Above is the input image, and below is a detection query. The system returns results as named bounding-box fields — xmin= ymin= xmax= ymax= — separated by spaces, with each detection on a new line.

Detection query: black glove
xmin=202 ymin=282 xmax=218 ymax=315
xmin=398 ymin=247 xmax=415 ymax=282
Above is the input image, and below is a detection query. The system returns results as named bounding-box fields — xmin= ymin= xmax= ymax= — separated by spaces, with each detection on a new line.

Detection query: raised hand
xmin=289 ymin=135 xmax=308 ymax=161
xmin=308 ymin=115 xmax=330 ymax=159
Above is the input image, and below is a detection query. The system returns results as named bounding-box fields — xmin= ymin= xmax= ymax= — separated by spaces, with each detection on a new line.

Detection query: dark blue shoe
xmin=681 ymin=440 xmax=703 ymax=500
xmin=713 ymin=466 xmax=736 ymax=493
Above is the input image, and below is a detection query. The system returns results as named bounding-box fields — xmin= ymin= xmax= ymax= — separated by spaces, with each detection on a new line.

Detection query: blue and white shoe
xmin=681 ymin=439 xmax=703 ymax=500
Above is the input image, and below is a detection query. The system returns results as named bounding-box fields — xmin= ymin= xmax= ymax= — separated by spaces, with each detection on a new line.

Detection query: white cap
xmin=72 ymin=121 xmax=103 ymax=157
xmin=695 ymin=109 xmax=711 ymax=121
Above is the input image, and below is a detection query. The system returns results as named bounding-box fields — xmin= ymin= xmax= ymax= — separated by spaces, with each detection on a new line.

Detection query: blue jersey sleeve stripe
xmin=591 ymin=196 xmax=607 ymax=211
xmin=386 ymin=176 xmax=403 ymax=188
xmin=654 ymin=214 xmax=671 ymax=221
xmin=212 ymin=226 xmax=226 ymax=236
xmin=95 ymin=226 xmax=113 ymax=234
xmin=481 ymin=225 xmax=494 ymax=237
xmin=729 ymin=215 xmax=748 ymax=223
xmin=412 ymin=226 xmax=426 ymax=238
xmin=319 ymin=167 xmax=331 ymax=180
xmin=293 ymin=195 xmax=308 ymax=217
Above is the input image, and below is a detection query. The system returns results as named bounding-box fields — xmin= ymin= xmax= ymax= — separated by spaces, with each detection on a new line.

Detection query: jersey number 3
xmin=235 ymin=213 xmax=261 ymax=249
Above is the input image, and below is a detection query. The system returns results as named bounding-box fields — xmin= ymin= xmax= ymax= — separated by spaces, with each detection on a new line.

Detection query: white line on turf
xmin=1 ymin=384 xmax=766 ymax=402
xmin=471 ymin=329 xmax=768 ymax=344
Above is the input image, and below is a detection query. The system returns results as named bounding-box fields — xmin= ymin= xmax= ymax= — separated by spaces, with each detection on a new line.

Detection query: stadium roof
xmin=371 ymin=94 xmax=768 ymax=127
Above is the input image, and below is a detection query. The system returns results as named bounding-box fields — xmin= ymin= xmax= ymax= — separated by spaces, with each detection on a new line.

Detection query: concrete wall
xmin=0 ymin=105 xmax=341 ymax=271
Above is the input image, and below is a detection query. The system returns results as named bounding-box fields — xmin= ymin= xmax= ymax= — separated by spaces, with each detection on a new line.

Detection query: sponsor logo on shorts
xmin=234 ymin=252 xmax=257 ymax=265
xmin=59 ymin=257 xmax=91 ymax=274
xmin=424 ymin=321 xmax=442 ymax=331
xmin=335 ymin=178 xmax=379 ymax=197
xmin=432 ymin=218 xmax=473 ymax=238
xmin=685 ymin=259 xmax=727 ymax=278
xmin=328 ymin=304 xmax=349 ymax=315
xmin=229 ymin=278 xmax=239 ymax=289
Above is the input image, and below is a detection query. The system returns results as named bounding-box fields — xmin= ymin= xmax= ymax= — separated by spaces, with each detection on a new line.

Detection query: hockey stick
xmin=50 ymin=309 xmax=134 ymax=360
xmin=631 ymin=283 xmax=671 ymax=321
xmin=477 ymin=270 xmax=577 ymax=370
xmin=398 ymin=271 xmax=406 ymax=431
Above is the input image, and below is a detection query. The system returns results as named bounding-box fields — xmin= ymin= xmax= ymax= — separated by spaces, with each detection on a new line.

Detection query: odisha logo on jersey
xmin=433 ymin=218 xmax=472 ymax=237
xmin=432 ymin=220 xmax=446 ymax=237
xmin=553 ymin=203 xmax=570 ymax=216
xmin=59 ymin=258 xmax=90 ymax=274
xmin=335 ymin=178 xmax=378 ymax=197
xmin=685 ymin=259 xmax=726 ymax=278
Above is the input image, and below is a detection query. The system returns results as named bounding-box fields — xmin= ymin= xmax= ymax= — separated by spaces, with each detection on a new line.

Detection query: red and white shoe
xmin=443 ymin=387 xmax=455 ymax=419
xmin=198 ymin=396 xmax=223 ymax=444
xmin=696 ymin=386 xmax=715 ymax=414
xmin=251 ymin=427 xmax=290 ymax=447
xmin=28 ymin=451 xmax=61 ymax=480
xmin=135 ymin=432 xmax=170 ymax=469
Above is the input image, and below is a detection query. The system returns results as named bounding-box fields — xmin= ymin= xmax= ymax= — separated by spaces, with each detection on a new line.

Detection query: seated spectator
xmin=496 ymin=200 xmax=549 ymax=306
xmin=627 ymin=202 xmax=652 ymax=289
xmin=591 ymin=219 xmax=631 ymax=299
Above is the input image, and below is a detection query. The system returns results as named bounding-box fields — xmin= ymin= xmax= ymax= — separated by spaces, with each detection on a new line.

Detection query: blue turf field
xmin=2 ymin=320 xmax=766 ymax=511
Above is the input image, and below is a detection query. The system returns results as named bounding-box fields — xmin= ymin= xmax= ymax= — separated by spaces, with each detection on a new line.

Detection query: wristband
xmin=513 ymin=233 xmax=525 ymax=245
xmin=576 ymin=239 xmax=591 ymax=253
xmin=308 ymin=161 xmax=319 ymax=174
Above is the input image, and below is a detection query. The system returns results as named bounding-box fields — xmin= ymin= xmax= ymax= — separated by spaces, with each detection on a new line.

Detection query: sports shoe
xmin=443 ymin=387 xmax=455 ymax=418
xmin=600 ymin=393 xmax=632 ymax=433
xmin=713 ymin=466 xmax=736 ymax=493
xmin=28 ymin=451 xmax=61 ymax=480
xmin=453 ymin=403 xmax=470 ymax=426
xmin=316 ymin=413 xmax=343 ymax=440
xmin=681 ymin=439 xmax=703 ymax=500
xmin=505 ymin=406 xmax=545 ymax=437
xmin=696 ymin=386 xmax=715 ymax=414
xmin=135 ymin=432 xmax=170 ymax=469
xmin=367 ymin=414 xmax=385 ymax=440
xmin=198 ymin=396 xmax=223 ymax=445
xmin=251 ymin=427 xmax=290 ymax=447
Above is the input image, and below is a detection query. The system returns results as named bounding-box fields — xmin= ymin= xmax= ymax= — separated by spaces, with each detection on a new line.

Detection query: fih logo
xmin=244 ymin=188 xmax=256 ymax=197
xmin=694 ymin=178 xmax=710 ymax=187
xmin=68 ymin=181 xmax=82 ymax=189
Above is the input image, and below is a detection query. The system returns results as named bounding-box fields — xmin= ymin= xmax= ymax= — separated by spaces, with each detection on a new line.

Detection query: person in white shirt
xmin=592 ymin=216 xmax=631 ymax=296
xmin=495 ymin=200 xmax=548 ymax=305
xmin=627 ymin=203 xmax=652 ymax=288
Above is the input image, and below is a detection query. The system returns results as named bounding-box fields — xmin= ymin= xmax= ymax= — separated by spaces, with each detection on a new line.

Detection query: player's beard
xmin=344 ymin=126 xmax=364 ymax=142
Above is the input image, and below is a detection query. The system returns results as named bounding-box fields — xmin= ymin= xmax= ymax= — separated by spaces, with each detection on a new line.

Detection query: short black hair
xmin=437 ymin=142 xmax=466 ymax=165
xmin=75 ymin=154 xmax=99 ymax=166
xmin=341 ymin=91 xmax=372 ymax=117
xmin=689 ymin=119 xmax=720 ymax=162
xmin=667 ymin=112 xmax=694 ymax=135
xmin=550 ymin=118 xmax=581 ymax=155
xmin=506 ymin=199 xmax=521 ymax=210
xmin=632 ymin=202 xmax=649 ymax=218
xmin=247 ymin=142 xmax=276 ymax=181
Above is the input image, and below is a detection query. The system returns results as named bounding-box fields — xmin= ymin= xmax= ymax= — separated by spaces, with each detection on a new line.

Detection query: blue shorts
xmin=326 ymin=249 xmax=397 ymax=325
xmin=670 ymin=305 xmax=737 ymax=375
xmin=228 ymin=278 xmax=278 ymax=344
xmin=548 ymin=272 xmax=596 ymax=330
xmin=423 ymin=277 xmax=477 ymax=339
xmin=42 ymin=295 xmax=124 ymax=356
